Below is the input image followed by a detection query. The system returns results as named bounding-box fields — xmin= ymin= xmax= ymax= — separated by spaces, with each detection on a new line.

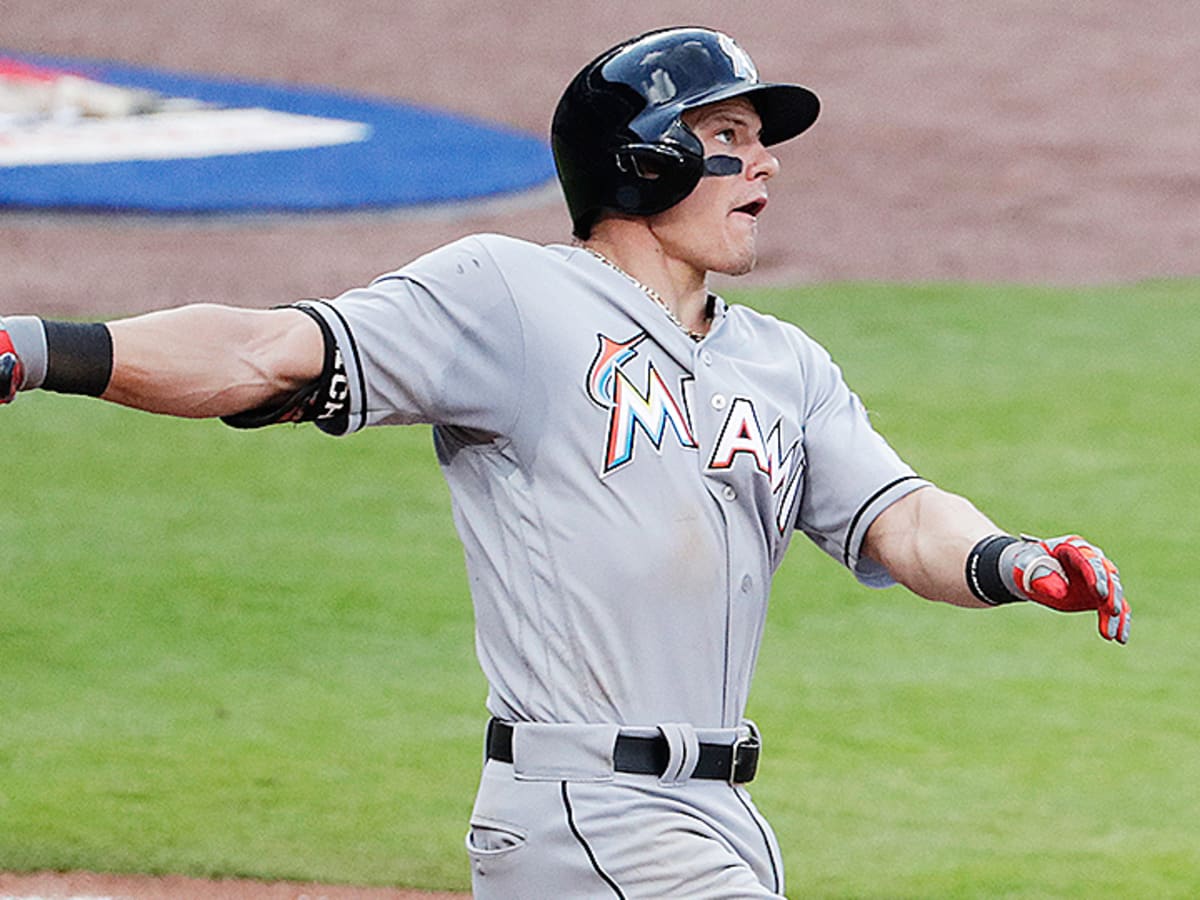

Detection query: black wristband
xmin=965 ymin=534 xmax=1024 ymax=606
xmin=42 ymin=321 xmax=114 ymax=397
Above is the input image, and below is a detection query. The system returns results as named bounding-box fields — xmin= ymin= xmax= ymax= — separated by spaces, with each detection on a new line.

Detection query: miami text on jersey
xmin=585 ymin=332 xmax=806 ymax=533
xmin=707 ymin=396 xmax=806 ymax=534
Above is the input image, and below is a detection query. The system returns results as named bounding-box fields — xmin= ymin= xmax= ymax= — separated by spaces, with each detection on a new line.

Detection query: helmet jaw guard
xmin=551 ymin=28 xmax=820 ymax=239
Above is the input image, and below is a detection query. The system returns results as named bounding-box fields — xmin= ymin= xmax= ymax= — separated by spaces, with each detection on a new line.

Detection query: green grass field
xmin=1 ymin=280 xmax=1196 ymax=896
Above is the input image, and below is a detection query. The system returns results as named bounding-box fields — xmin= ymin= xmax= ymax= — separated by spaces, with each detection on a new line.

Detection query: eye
xmin=714 ymin=127 xmax=737 ymax=145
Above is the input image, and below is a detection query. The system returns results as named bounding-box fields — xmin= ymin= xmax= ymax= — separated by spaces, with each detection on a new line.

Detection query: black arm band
xmin=965 ymin=534 xmax=1024 ymax=606
xmin=220 ymin=304 xmax=349 ymax=432
xmin=42 ymin=321 xmax=114 ymax=397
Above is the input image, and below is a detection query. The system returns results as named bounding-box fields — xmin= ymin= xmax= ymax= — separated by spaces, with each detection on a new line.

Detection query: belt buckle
xmin=730 ymin=730 xmax=761 ymax=784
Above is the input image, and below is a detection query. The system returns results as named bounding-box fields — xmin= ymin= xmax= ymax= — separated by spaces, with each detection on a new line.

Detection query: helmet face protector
xmin=552 ymin=28 xmax=821 ymax=238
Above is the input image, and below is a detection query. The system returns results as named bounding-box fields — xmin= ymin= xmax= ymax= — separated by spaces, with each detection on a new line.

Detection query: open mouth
xmin=733 ymin=198 xmax=767 ymax=218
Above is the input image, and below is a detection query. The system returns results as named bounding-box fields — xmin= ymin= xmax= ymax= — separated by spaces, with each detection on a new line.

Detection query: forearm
xmin=103 ymin=305 xmax=324 ymax=418
xmin=862 ymin=486 xmax=998 ymax=607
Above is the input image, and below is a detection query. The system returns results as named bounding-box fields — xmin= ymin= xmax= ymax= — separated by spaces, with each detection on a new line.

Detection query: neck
xmin=584 ymin=222 xmax=711 ymax=334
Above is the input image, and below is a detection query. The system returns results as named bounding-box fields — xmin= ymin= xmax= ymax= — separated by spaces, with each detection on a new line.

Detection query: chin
xmin=713 ymin=249 xmax=758 ymax=277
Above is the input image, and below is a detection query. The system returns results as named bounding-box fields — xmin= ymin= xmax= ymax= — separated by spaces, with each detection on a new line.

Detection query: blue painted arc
xmin=0 ymin=51 xmax=557 ymax=213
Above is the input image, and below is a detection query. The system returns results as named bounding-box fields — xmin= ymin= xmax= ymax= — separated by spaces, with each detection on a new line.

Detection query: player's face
xmin=647 ymin=98 xmax=780 ymax=278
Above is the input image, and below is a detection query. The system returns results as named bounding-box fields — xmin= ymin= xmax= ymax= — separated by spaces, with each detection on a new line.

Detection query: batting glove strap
xmin=965 ymin=534 xmax=1025 ymax=605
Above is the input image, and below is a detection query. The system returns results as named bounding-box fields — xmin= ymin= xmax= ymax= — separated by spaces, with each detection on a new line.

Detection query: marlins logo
xmin=585 ymin=332 xmax=697 ymax=474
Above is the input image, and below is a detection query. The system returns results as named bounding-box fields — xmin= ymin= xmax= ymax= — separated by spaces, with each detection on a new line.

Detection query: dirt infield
xmin=0 ymin=871 xmax=464 ymax=900
xmin=1 ymin=1 xmax=1195 ymax=896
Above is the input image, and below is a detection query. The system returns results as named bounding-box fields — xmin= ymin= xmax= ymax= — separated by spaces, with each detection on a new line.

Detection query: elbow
xmin=241 ymin=309 xmax=325 ymax=395
xmin=864 ymin=486 xmax=996 ymax=608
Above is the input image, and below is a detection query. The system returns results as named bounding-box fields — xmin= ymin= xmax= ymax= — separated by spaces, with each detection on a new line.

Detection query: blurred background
xmin=2 ymin=0 xmax=1197 ymax=317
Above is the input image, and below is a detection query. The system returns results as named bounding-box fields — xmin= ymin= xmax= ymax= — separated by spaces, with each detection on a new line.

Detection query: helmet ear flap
xmin=614 ymin=143 xmax=694 ymax=179
xmin=610 ymin=143 xmax=704 ymax=215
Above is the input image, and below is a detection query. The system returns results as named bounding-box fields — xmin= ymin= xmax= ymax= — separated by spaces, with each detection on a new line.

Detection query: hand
xmin=1006 ymin=536 xmax=1131 ymax=644
xmin=0 ymin=323 xmax=24 ymax=405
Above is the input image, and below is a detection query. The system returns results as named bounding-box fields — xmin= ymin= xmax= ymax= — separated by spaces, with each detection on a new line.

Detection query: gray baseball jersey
xmin=298 ymin=232 xmax=927 ymax=731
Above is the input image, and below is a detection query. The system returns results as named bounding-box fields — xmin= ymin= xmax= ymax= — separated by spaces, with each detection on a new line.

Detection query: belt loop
xmin=656 ymin=722 xmax=700 ymax=786
xmin=731 ymin=719 xmax=762 ymax=785
xmin=484 ymin=717 xmax=500 ymax=766
xmin=512 ymin=721 xmax=620 ymax=782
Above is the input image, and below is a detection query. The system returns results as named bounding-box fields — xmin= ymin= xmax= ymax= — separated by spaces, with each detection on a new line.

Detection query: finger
xmin=1100 ymin=600 xmax=1131 ymax=644
xmin=1103 ymin=560 xmax=1124 ymax=617
xmin=1100 ymin=606 xmax=1116 ymax=641
xmin=1050 ymin=538 xmax=1119 ymax=610
xmin=0 ymin=351 xmax=21 ymax=405
xmin=1026 ymin=562 xmax=1068 ymax=603
xmin=1083 ymin=547 xmax=1111 ymax=601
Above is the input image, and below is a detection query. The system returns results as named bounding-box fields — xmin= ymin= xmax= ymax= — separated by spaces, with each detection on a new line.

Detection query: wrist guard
xmin=43 ymin=321 xmax=114 ymax=396
xmin=965 ymin=534 xmax=1026 ymax=605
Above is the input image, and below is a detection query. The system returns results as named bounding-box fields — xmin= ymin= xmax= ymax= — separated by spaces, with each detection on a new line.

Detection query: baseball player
xmin=1 ymin=27 xmax=1129 ymax=898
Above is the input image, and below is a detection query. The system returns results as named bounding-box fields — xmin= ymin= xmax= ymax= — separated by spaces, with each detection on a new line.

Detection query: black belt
xmin=485 ymin=719 xmax=760 ymax=784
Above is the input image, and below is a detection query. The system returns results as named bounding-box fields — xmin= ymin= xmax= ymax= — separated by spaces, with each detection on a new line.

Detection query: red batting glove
xmin=1007 ymin=535 xmax=1131 ymax=644
xmin=0 ymin=324 xmax=25 ymax=405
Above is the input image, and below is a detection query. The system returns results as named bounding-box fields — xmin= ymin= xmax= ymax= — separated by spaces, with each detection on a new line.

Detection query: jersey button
xmin=741 ymin=574 xmax=754 ymax=593
xmin=701 ymin=351 xmax=714 ymax=366
xmin=711 ymin=394 xmax=726 ymax=410
xmin=722 ymin=485 xmax=737 ymax=501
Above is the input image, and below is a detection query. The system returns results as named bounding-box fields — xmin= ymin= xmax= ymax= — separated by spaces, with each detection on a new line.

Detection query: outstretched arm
xmin=2 ymin=305 xmax=324 ymax=418
xmin=105 ymin=305 xmax=325 ymax=417
xmin=863 ymin=485 xmax=1131 ymax=643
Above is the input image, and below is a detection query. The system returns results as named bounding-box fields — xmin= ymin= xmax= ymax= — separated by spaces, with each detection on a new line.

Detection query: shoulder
xmin=429 ymin=233 xmax=568 ymax=266
xmin=381 ymin=234 xmax=571 ymax=286
xmin=722 ymin=302 xmax=835 ymax=366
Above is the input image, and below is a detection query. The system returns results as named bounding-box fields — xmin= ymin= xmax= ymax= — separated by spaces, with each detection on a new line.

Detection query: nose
xmin=747 ymin=143 xmax=780 ymax=181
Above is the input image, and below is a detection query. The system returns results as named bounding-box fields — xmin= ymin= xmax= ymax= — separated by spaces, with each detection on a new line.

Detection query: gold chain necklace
xmin=584 ymin=247 xmax=708 ymax=342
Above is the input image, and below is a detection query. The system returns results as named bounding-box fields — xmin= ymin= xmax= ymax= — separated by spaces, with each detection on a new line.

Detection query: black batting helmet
xmin=551 ymin=27 xmax=821 ymax=239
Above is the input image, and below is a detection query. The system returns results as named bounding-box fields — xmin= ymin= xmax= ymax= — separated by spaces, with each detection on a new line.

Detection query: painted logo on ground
xmin=0 ymin=53 xmax=556 ymax=214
